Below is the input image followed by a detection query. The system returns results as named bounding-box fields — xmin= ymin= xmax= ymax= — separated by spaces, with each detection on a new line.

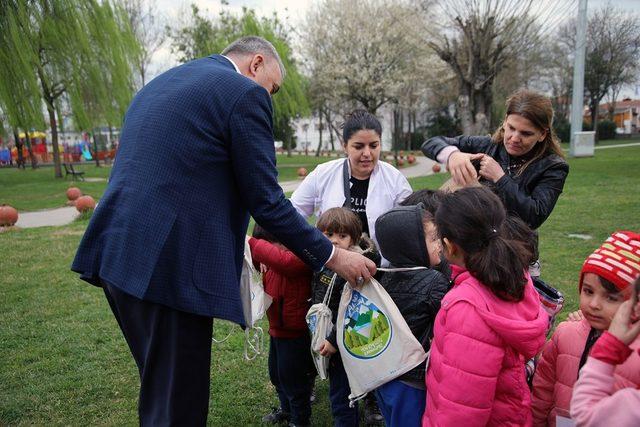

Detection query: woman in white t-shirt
xmin=291 ymin=109 xmax=412 ymax=262
xmin=291 ymin=109 xmax=411 ymax=426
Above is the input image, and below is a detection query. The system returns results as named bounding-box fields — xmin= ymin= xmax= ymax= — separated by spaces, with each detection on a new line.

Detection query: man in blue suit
xmin=72 ymin=36 xmax=376 ymax=426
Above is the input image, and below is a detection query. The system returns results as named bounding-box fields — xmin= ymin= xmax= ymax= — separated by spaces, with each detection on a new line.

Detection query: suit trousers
xmin=103 ymin=283 xmax=213 ymax=426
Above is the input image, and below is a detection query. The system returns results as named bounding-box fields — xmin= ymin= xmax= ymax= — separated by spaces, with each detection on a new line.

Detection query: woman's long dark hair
xmin=435 ymin=187 xmax=533 ymax=301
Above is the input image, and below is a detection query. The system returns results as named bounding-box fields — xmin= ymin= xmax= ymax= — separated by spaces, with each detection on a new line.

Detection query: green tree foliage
xmin=0 ymin=0 xmax=140 ymax=177
xmin=168 ymin=5 xmax=309 ymax=154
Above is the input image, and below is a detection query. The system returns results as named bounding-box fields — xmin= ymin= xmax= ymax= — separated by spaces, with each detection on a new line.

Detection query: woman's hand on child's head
xmin=319 ymin=340 xmax=337 ymax=357
xmin=478 ymin=154 xmax=506 ymax=183
xmin=608 ymin=299 xmax=640 ymax=345
xmin=260 ymin=263 xmax=268 ymax=274
xmin=567 ymin=310 xmax=584 ymax=322
xmin=447 ymin=152 xmax=481 ymax=186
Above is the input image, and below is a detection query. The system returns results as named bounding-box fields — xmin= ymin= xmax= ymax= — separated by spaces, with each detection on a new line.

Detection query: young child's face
xmin=323 ymin=230 xmax=353 ymax=250
xmin=424 ymin=221 xmax=442 ymax=267
xmin=579 ymin=273 xmax=625 ymax=330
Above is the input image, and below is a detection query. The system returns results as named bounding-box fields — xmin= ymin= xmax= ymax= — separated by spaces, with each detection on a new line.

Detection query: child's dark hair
xmin=342 ymin=109 xmax=382 ymax=143
xmin=435 ymin=187 xmax=533 ymax=301
xmin=598 ymin=276 xmax=621 ymax=295
xmin=317 ymin=207 xmax=362 ymax=246
xmin=252 ymin=223 xmax=277 ymax=243
xmin=502 ymin=215 xmax=539 ymax=264
xmin=400 ymin=189 xmax=443 ymax=216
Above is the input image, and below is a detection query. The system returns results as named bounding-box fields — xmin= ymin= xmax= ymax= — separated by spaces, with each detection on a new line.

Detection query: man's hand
xmin=608 ymin=299 xmax=640 ymax=345
xmin=325 ymin=247 xmax=376 ymax=286
xmin=319 ymin=340 xmax=337 ymax=357
xmin=447 ymin=152 xmax=483 ymax=186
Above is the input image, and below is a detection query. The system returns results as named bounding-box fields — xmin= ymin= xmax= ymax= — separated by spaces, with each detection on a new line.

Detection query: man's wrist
xmin=325 ymin=245 xmax=337 ymax=267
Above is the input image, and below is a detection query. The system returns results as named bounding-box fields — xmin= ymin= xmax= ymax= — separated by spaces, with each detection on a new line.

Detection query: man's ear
xmin=249 ymin=54 xmax=265 ymax=77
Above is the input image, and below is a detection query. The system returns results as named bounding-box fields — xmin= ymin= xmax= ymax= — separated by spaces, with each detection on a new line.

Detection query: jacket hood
xmin=349 ymin=234 xmax=382 ymax=266
xmin=450 ymin=265 xmax=547 ymax=358
xmin=375 ymin=204 xmax=431 ymax=268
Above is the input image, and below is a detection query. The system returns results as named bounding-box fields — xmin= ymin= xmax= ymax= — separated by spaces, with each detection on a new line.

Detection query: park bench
xmin=63 ymin=163 xmax=85 ymax=181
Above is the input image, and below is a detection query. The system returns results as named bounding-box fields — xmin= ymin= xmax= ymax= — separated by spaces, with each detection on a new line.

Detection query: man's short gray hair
xmin=222 ymin=36 xmax=286 ymax=79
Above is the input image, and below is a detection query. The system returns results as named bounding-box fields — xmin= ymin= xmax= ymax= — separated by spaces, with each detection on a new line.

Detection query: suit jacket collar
xmin=209 ymin=54 xmax=239 ymax=73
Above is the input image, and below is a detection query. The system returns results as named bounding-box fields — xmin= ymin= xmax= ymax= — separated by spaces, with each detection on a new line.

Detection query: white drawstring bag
xmin=306 ymin=273 xmax=337 ymax=379
xmin=214 ymin=237 xmax=272 ymax=360
xmin=239 ymin=237 xmax=272 ymax=327
xmin=337 ymin=269 xmax=428 ymax=404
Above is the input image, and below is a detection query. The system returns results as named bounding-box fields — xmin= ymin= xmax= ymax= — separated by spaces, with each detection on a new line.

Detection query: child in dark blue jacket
xmin=373 ymin=203 xmax=450 ymax=427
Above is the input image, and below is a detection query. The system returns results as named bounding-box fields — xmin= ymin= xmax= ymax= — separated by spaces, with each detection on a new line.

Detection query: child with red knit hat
xmin=531 ymin=231 xmax=640 ymax=426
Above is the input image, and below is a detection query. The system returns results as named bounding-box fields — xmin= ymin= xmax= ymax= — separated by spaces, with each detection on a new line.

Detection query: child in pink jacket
xmin=423 ymin=187 xmax=548 ymax=426
xmin=531 ymin=231 xmax=640 ymax=426
xmin=571 ymin=282 xmax=640 ymax=427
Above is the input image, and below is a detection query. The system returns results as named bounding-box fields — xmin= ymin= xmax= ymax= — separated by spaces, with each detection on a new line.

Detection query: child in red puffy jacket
xmin=531 ymin=231 xmax=640 ymax=426
xmin=249 ymin=224 xmax=315 ymax=427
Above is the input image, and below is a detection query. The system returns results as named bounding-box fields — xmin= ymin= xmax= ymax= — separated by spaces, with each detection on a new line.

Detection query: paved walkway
xmin=15 ymin=206 xmax=81 ymax=228
xmin=594 ymin=142 xmax=640 ymax=150
xmin=15 ymin=156 xmax=439 ymax=228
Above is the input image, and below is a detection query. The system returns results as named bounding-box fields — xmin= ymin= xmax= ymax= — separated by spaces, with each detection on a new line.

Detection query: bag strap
xmin=322 ymin=273 xmax=338 ymax=306
xmin=342 ymin=158 xmax=352 ymax=209
xmin=211 ymin=319 xmax=232 ymax=344
xmin=243 ymin=326 xmax=264 ymax=361
xmin=377 ymin=267 xmax=428 ymax=272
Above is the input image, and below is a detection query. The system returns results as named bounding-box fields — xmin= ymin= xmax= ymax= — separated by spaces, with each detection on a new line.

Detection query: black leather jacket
xmin=422 ymin=135 xmax=569 ymax=229
xmin=375 ymin=205 xmax=450 ymax=386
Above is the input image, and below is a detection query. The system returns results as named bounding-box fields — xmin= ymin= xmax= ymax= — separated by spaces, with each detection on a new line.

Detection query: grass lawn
xmin=0 ymin=154 xmax=337 ymax=212
xmin=560 ymin=135 xmax=640 ymax=150
xmin=1 ymin=145 xmax=639 ymax=424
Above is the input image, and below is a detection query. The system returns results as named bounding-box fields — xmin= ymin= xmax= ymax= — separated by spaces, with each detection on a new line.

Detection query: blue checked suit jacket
xmin=71 ymin=55 xmax=333 ymax=325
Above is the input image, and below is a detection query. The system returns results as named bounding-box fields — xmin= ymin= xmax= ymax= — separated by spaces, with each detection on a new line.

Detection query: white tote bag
xmin=337 ymin=270 xmax=427 ymax=403
xmin=213 ymin=237 xmax=273 ymax=360
xmin=305 ymin=273 xmax=337 ymax=380
xmin=239 ymin=237 xmax=272 ymax=328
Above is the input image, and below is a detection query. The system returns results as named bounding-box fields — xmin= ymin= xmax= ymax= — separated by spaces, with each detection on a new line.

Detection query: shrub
xmin=597 ymin=120 xmax=617 ymax=141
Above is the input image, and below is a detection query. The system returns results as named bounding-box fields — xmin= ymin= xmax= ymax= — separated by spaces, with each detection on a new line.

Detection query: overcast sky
xmin=150 ymin=0 xmax=640 ymax=97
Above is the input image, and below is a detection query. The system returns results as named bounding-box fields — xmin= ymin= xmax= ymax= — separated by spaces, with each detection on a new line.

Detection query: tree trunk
xmin=56 ymin=105 xmax=66 ymax=163
xmin=325 ymin=110 xmax=336 ymax=151
xmin=406 ymin=110 xmax=412 ymax=151
xmin=13 ymin=130 xmax=25 ymax=169
xmin=93 ymin=129 xmax=101 ymax=167
xmin=590 ymin=98 xmax=600 ymax=143
xmin=457 ymin=89 xmax=474 ymax=135
xmin=46 ymin=104 xmax=61 ymax=177
xmin=25 ymin=136 xmax=38 ymax=169
xmin=315 ymin=108 xmax=323 ymax=157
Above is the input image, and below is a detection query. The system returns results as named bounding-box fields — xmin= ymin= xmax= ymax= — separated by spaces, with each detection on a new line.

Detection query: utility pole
xmin=569 ymin=0 xmax=588 ymax=157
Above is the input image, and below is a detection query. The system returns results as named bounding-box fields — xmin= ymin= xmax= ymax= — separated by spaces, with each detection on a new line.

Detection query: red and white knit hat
xmin=580 ymin=231 xmax=640 ymax=293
